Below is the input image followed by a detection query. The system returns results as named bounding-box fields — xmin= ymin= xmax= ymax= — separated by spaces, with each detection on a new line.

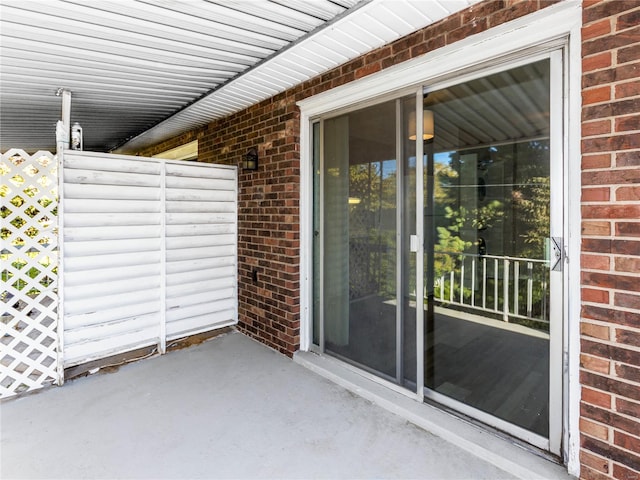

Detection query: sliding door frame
xmin=298 ymin=2 xmax=581 ymax=469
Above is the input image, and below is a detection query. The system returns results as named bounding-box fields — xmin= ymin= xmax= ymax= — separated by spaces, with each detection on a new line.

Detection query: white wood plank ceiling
xmin=0 ymin=0 xmax=480 ymax=154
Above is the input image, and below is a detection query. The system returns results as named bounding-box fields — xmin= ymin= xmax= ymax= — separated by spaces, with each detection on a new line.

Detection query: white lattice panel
xmin=1 ymin=149 xmax=59 ymax=398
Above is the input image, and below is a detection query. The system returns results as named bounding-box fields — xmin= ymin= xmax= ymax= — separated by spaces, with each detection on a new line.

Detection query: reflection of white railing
xmin=433 ymin=253 xmax=550 ymax=324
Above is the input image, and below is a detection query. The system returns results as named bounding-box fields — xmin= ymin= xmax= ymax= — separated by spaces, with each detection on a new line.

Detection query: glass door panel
xmin=423 ymin=59 xmax=553 ymax=438
xmin=322 ymin=100 xmax=399 ymax=379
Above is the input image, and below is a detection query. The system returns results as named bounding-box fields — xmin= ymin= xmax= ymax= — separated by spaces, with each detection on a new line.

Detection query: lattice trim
xmin=1 ymin=149 xmax=59 ymax=397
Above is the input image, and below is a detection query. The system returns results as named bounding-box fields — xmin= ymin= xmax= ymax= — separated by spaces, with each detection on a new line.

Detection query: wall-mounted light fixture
xmin=408 ymin=110 xmax=435 ymax=141
xmin=243 ymin=147 xmax=259 ymax=171
xmin=71 ymin=122 xmax=83 ymax=150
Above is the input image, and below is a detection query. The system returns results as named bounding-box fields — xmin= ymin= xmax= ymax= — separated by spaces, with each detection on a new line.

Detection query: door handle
xmin=551 ymin=237 xmax=564 ymax=272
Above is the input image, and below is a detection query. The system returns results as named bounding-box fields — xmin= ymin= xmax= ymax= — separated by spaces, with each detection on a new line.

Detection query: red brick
xmin=582 ymin=353 xmax=612 ymax=374
xmin=583 ymin=1 xmax=640 ymax=25
xmin=615 ymin=255 xmax=640 ymax=272
xmin=582 ymin=339 xmax=640 ymax=368
xmin=580 ymin=464 xmax=611 ymax=480
xmin=582 ymin=133 xmax=640 ymax=153
xmin=617 ymin=398 xmax=640 ymax=418
xmin=583 ymin=287 xmax=611 ymax=304
xmin=583 ymin=17 xmax=613 ymax=41
xmin=616 ymin=115 xmax=640 ymax=133
xmin=583 ymin=119 xmax=612 ymax=136
xmin=615 ymin=363 xmax=640 ymax=384
xmin=354 ymin=62 xmax=381 ymax=80
xmin=583 ymin=187 xmax=612 ymax=201
xmin=617 ymin=152 xmax=640 ymax=167
xmin=582 ymin=26 xmax=640 ymax=56
xmin=583 ymin=51 xmax=613 ymax=73
xmin=583 ymin=386 xmax=613 ymax=409
xmin=617 ymin=8 xmax=640 ymax=31
xmin=615 ymin=292 xmax=640 ymax=310
xmin=616 ymin=329 xmax=640 ymax=349
xmin=616 ymin=223 xmax=640 ymax=237
xmin=583 ymin=238 xmax=613 ymax=254
xmin=612 ymin=463 xmax=640 ymax=480
xmin=581 ymin=417 xmax=611 ymax=441
xmin=583 ymin=221 xmax=612 ymax=236
xmin=583 ymin=272 xmax=639 ymax=291
xmin=582 ymin=321 xmax=612 ymax=340
xmin=582 ymin=435 xmax=640 ymax=473
xmin=619 ymin=43 xmax=640 ymax=64
xmin=616 ymin=81 xmax=640 ymax=100
xmin=615 ymin=431 xmax=640 ymax=455
xmin=581 ymin=449 xmax=611 ymax=474
xmin=582 ymin=62 xmax=640 ymax=89
xmin=583 ymin=154 xmax=613 ymax=169
xmin=582 ymin=305 xmax=640 ymax=330
xmin=582 ymin=205 xmax=640 ymax=220
xmin=582 ymin=254 xmax=612 ymax=270
xmin=584 ymin=85 xmax=612 ymax=105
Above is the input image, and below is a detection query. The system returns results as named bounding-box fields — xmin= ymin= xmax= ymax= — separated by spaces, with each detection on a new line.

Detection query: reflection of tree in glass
xmin=348 ymin=161 xmax=397 ymax=300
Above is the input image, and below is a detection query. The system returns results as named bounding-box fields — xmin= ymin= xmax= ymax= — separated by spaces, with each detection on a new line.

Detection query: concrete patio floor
xmin=1 ymin=331 xmax=564 ymax=479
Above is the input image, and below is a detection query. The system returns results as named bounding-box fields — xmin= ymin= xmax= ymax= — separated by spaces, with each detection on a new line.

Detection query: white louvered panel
xmin=166 ymin=201 xmax=235 ymax=214
xmin=166 ymin=234 xmax=236 ymax=250
xmin=63 ymin=274 xmax=161 ymax=302
xmin=65 ymin=263 xmax=162 ymax=287
xmin=165 ymin=176 xmax=234 ymax=191
xmin=62 ymin=151 xmax=162 ymax=366
xmin=63 ymin=286 xmax=161 ymax=317
xmin=166 ymin=288 xmax=235 ymax=310
xmin=165 ymin=223 xmax=235 ymax=237
xmin=64 ymin=313 xmax=159 ymax=346
xmin=164 ymin=162 xmax=237 ymax=339
xmin=64 ymin=238 xmax=162 ymax=257
xmin=65 ymin=183 xmax=160 ymax=201
xmin=166 ymin=277 xmax=236 ymax=299
xmin=61 ymin=151 xmax=237 ymax=368
xmin=64 ymin=169 xmax=161 ymax=188
xmin=166 ymin=162 xmax=236 ymax=179
xmin=64 ymin=199 xmax=160 ymax=213
xmin=166 ymin=312 xmax=236 ymax=340
xmin=63 ymin=327 xmax=160 ymax=367
xmin=64 ymin=301 xmax=160 ymax=331
xmin=166 ymin=298 xmax=236 ymax=323
xmin=64 ymin=251 xmax=162 ymax=272
xmin=165 ymin=245 xmax=235 ymax=263
xmin=64 ymin=225 xmax=163 ymax=242
xmin=166 ymin=256 xmax=235 ymax=276
xmin=165 ymin=188 xmax=235 ymax=202
xmin=64 ymin=212 xmax=160 ymax=228
xmin=166 ymin=212 xmax=236 ymax=225
xmin=166 ymin=266 xmax=237 ymax=288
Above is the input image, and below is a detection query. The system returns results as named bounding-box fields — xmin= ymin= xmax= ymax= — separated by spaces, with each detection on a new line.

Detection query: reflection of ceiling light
xmin=348 ymin=197 xmax=361 ymax=204
xmin=408 ymin=110 xmax=434 ymax=140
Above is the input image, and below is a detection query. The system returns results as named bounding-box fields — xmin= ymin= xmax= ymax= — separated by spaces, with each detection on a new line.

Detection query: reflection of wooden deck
xmin=326 ymin=296 xmax=549 ymax=437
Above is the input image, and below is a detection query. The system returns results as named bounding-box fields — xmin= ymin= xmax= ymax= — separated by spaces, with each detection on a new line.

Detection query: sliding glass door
xmin=312 ymin=53 xmax=563 ymax=453
xmin=421 ymin=57 xmax=561 ymax=449
xmin=316 ymin=99 xmax=417 ymax=383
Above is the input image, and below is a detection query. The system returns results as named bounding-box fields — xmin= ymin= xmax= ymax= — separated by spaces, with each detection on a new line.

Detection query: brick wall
xmin=580 ymin=1 xmax=640 ymax=479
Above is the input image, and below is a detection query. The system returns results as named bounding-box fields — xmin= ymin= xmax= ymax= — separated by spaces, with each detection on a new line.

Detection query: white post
xmin=55 ymin=88 xmax=70 ymax=385
xmin=503 ymin=258 xmax=509 ymax=322
xmin=55 ymin=89 xmax=71 ymax=153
